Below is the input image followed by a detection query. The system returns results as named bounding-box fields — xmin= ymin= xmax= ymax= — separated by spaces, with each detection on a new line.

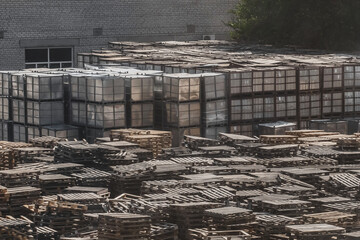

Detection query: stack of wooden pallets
xmin=3 ymin=186 xmax=41 ymax=217
xmin=170 ymin=202 xmax=221 ymax=239
xmin=150 ymin=223 xmax=179 ymax=240
xmin=57 ymin=192 xmax=106 ymax=213
xmin=0 ymin=149 xmax=15 ymax=170
xmin=98 ymin=213 xmax=151 ymax=240
xmin=29 ymin=136 xmax=64 ymax=148
xmin=0 ymin=216 xmax=36 ymax=240
xmin=39 ymin=174 xmax=75 ymax=195
xmin=0 ymin=168 xmax=40 ymax=187
xmin=204 ymin=206 xmax=255 ymax=231
xmin=285 ymin=223 xmax=345 ymax=240
xmin=35 ymin=200 xmax=88 ymax=235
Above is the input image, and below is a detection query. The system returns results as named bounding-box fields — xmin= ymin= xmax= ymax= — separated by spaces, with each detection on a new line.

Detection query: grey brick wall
xmin=0 ymin=0 xmax=238 ymax=70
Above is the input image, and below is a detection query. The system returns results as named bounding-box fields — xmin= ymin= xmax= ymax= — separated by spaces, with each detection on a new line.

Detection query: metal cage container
xmin=163 ymin=73 xmax=200 ymax=102
xmin=0 ymin=121 xmax=8 ymax=141
xmin=203 ymin=99 xmax=228 ymax=127
xmin=165 ymin=102 xmax=201 ymax=127
xmin=25 ymin=73 xmax=64 ymax=100
xmin=13 ymin=124 xmax=26 ymax=142
xmin=71 ymin=102 xmax=126 ymax=129
xmin=0 ymin=71 xmax=11 ymax=96
xmin=202 ymin=73 xmax=226 ymax=100
xmin=0 ymin=98 xmax=9 ymax=121
xmin=12 ymin=99 xmax=26 ymax=124
xmin=204 ymin=126 xmax=227 ymax=139
xmin=125 ymin=75 xmax=154 ymax=102
xmin=87 ymin=75 xmax=125 ymax=103
xmin=26 ymin=101 xmax=64 ymax=126
xmin=131 ymin=103 xmax=154 ymax=128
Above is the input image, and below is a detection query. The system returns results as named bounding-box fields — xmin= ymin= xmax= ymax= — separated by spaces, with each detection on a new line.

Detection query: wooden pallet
xmin=260 ymin=135 xmax=298 ymax=144
xmin=285 ymin=223 xmax=345 ymax=240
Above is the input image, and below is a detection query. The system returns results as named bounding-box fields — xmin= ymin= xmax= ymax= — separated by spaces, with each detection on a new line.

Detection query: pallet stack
xmin=170 ymin=202 xmax=221 ymax=240
xmin=35 ymin=201 xmax=88 ymax=235
xmin=98 ymin=213 xmax=151 ymax=240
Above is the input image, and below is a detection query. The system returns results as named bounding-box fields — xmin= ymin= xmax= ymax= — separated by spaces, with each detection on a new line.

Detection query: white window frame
xmin=25 ymin=47 xmax=73 ymax=68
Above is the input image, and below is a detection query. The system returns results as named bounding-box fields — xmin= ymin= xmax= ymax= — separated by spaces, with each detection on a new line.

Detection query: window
xmin=25 ymin=47 xmax=73 ymax=68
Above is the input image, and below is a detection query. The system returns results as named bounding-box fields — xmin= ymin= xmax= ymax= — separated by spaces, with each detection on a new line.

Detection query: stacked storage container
xmin=162 ymin=72 xmax=227 ymax=145
xmin=0 ymin=71 xmax=11 ymax=141
xmin=70 ymin=73 xmax=126 ymax=142
xmin=11 ymin=73 xmax=67 ymax=142
xmin=344 ymin=65 xmax=360 ymax=118
xmin=162 ymin=73 xmax=202 ymax=146
xmin=201 ymin=73 xmax=228 ymax=139
xmin=125 ymin=74 xmax=155 ymax=129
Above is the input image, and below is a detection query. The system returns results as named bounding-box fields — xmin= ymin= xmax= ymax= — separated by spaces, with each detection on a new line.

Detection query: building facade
xmin=0 ymin=0 xmax=238 ymax=70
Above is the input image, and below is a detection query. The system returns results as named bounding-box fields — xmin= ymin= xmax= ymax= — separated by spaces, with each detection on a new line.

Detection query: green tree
xmin=228 ymin=0 xmax=360 ymax=50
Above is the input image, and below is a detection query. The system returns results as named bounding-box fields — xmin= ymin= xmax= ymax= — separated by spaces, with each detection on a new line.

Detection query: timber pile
xmin=170 ymin=202 xmax=221 ymax=240
xmin=39 ymin=174 xmax=75 ymax=195
xmin=0 ymin=216 xmax=36 ymax=240
xmin=98 ymin=213 xmax=151 ymax=240
xmin=29 ymin=136 xmax=64 ymax=148
xmin=34 ymin=200 xmax=88 ymax=235
xmin=109 ymin=129 xmax=172 ymax=158
xmin=285 ymin=223 xmax=345 ymax=240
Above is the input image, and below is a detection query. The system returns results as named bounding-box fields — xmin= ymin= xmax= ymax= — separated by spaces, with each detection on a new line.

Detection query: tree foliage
xmin=228 ymin=0 xmax=360 ymax=50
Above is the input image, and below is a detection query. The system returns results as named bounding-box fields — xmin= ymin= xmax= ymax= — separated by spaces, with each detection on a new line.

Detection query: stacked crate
xmin=125 ymin=74 xmax=155 ymax=129
xmin=11 ymin=73 xmax=66 ymax=142
xmin=0 ymin=71 xmax=13 ymax=141
xmin=162 ymin=73 xmax=201 ymax=146
xmin=162 ymin=73 xmax=227 ymax=146
xmin=70 ymin=73 xmax=126 ymax=142
xmin=229 ymin=69 xmax=296 ymax=137
xmin=201 ymin=73 xmax=228 ymax=139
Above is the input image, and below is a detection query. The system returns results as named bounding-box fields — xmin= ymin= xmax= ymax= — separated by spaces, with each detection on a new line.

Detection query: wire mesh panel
xmin=323 ymin=92 xmax=343 ymax=115
xmin=87 ymin=75 xmax=125 ymax=103
xmin=12 ymin=99 xmax=26 ymax=124
xmin=70 ymin=73 xmax=89 ymax=101
xmin=264 ymin=97 xmax=275 ymax=119
xmin=276 ymin=95 xmax=296 ymax=118
xmin=230 ymin=124 xmax=253 ymax=137
xmin=87 ymin=103 xmax=126 ymax=128
xmin=165 ymin=102 xmax=201 ymax=127
xmin=299 ymin=68 xmax=320 ymax=91
xmin=276 ymin=69 xmax=296 ymax=92
xmin=126 ymin=75 xmax=154 ymax=102
xmin=345 ymin=91 xmax=360 ymax=113
xmin=11 ymin=73 xmax=26 ymax=98
xmin=204 ymin=99 xmax=227 ymax=127
xmin=71 ymin=102 xmax=87 ymax=126
xmin=0 ymin=98 xmax=9 ymax=121
xmin=0 ymin=71 xmax=11 ymax=96
xmin=27 ymin=125 xmax=41 ymax=139
xmin=299 ymin=93 xmax=321 ymax=118
xmin=25 ymin=74 xmax=64 ymax=100
xmin=27 ymin=101 xmax=64 ymax=126
xmin=202 ymin=73 xmax=226 ymax=100
xmin=230 ymin=71 xmax=253 ymax=95
xmin=13 ymin=124 xmax=26 ymax=142
xmin=41 ymin=125 xmax=80 ymax=140
xmin=231 ymin=98 xmax=253 ymax=121
xmin=0 ymin=121 xmax=8 ymax=141
xmin=263 ymin=70 xmax=275 ymax=92
xmin=344 ymin=65 xmax=360 ymax=89
xmin=131 ymin=103 xmax=153 ymax=128
xmin=204 ymin=126 xmax=227 ymax=139
xmin=323 ymin=67 xmax=342 ymax=89
xmin=163 ymin=73 xmax=200 ymax=102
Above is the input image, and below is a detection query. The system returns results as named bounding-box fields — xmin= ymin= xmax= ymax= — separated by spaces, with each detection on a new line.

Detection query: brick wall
xmin=0 ymin=0 xmax=238 ymax=70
